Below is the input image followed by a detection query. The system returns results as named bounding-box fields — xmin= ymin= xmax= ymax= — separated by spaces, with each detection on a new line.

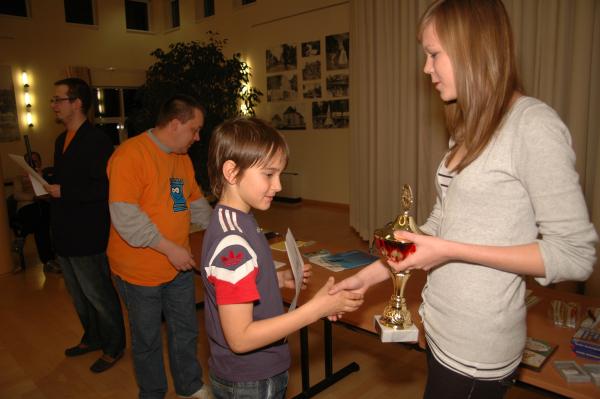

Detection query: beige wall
xmin=0 ymin=0 xmax=351 ymax=203
xmin=159 ymin=0 xmax=352 ymax=203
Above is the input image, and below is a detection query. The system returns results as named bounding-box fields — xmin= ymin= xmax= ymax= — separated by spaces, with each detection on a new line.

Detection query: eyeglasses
xmin=50 ymin=97 xmax=74 ymax=104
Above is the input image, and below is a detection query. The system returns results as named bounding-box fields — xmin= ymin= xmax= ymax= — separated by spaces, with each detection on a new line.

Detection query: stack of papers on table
xmin=521 ymin=337 xmax=557 ymax=371
xmin=571 ymin=310 xmax=600 ymax=360
xmin=271 ymin=240 xmax=314 ymax=252
xmin=308 ymin=250 xmax=378 ymax=272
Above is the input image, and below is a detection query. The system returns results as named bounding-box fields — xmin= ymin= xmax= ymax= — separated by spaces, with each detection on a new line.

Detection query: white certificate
xmin=8 ymin=154 xmax=49 ymax=196
xmin=284 ymin=228 xmax=304 ymax=312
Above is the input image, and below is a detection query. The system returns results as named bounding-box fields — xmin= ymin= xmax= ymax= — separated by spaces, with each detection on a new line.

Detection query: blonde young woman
xmin=330 ymin=0 xmax=597 ymax=398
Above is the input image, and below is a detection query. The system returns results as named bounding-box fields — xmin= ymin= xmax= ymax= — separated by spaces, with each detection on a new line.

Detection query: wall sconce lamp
xmin=22 ymin=71 xmax=33 ymax=128
xmin=96 ymin=88 xmax=104 ymax=115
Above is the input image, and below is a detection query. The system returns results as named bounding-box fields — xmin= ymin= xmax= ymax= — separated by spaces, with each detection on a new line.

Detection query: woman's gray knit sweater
xmin=419 ymin=96 xmax=597 ymax=379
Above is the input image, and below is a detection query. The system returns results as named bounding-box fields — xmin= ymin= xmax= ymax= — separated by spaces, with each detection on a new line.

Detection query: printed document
xmin=284 ymin=228 xmax=304 ymax=312
xmin=8 ymin=154 xmax=49 ymax=196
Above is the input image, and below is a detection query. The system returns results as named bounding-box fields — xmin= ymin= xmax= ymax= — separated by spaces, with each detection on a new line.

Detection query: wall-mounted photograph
xmin=326 ymin=74 xmax=349 ymax=97
xmin=312 ymin=99 xmax=349 ymax=129
xmin=302 ymin=60 xmax=321 ymax=81
xmin=303 ymin=82 xmax=322 ymax=99
xmin=301 ymin=41 xmax=320 ymax=57
xmin=266 ymin=43 xmax=297 ymax=73
xmin=267 ymin=74 xmax=298 ymax=102
xmin=326 ymin=33 xmax=349 ymax=71
xmin=269 ymin=103 xmax=308 ymax=130
xmin=0 ymin=66 xmax=20 ymax=142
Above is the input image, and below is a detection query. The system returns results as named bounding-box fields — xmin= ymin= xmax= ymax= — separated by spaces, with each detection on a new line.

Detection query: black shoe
xmin=90 ymin=352 xmax=123 ymax=373
xmin=12 ymin=265 xmax=24 ymax=274
xmin=65 ymin=343 xmax=101 ymax=357
xmin=44 ymin=260 xmax=62 ymax=274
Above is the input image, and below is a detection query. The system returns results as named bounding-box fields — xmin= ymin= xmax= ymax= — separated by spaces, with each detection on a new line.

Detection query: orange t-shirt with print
xmin=107 ymin=132 xmax=202 ymax=286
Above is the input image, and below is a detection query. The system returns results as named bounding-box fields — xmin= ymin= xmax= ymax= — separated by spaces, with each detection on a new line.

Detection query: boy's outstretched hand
xmin=311 ymin=276 xmax=364 ymax=319
xmin=278 ymin=263 xmax=312 ymax=289
xmin=327 ymin=274 xmax=369 ymax=321
xmin=328 ymin=274 xmax=368 ymax=295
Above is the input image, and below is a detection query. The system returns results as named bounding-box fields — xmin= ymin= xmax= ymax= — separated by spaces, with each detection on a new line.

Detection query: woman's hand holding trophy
xmin=373 ymin=184 xmax=421 ymax=340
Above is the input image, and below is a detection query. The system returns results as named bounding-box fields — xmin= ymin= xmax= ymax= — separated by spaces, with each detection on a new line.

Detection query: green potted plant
xmin=126 ymin=31 xmax=262 ymax=191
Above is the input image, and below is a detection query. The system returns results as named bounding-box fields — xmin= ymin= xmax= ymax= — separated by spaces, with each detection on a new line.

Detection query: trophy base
xmin=374 ymin=315 xmax=418 ymax=343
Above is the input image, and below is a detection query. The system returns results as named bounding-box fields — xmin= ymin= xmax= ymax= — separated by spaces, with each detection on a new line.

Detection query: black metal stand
xmin=292 ymin=319 xmax=360 ymax=399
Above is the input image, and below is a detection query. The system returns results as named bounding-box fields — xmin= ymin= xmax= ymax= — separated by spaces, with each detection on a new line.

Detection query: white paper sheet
xmin=274 ymin=260 xmax=286 ymax=269
xmin=28 ymin=173 xmax=48 ymax=196
xmin=8 ymin=154 xmax=49 ymax=196
xmin=284 ymin=228 xmax=304 ymax=312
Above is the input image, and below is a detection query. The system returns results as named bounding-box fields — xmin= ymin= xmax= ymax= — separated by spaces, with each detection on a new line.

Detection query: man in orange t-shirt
xmin=107 ymin=94 xmax=212 ymax=399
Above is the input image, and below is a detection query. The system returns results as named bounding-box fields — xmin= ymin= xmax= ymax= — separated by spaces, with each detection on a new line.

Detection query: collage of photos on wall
xmin=0 ymin=66 xmax=20 ymax=142
xmin=266 ymin=32 xmax=349 ymax=130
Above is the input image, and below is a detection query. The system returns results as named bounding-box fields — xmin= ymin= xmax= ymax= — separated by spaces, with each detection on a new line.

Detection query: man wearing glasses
xmin=46 ymin=78 xmax=125 ymax=373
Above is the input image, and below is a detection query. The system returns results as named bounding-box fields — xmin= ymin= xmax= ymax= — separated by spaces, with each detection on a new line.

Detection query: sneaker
xmin=43 ymin=260 xmax=61 ymax=274
xmin=179 ymin=385 xmax=213 ymax=399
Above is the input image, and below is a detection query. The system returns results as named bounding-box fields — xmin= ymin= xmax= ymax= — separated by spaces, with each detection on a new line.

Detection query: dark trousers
xmin=423 ymin=348 xmax=517 ymax=399
xmin=59 ymin=253 xmax=125 ymax=358
xmin=210 ymin=370 xmax=288 ymax=399
xmin=17 ymin=201 xmax=54 ymax=264
xmin=114 ymin=271 xmax=203 ymax=399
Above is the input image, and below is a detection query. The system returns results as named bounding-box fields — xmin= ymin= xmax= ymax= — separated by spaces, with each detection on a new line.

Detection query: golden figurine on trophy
xmin=373 ymin=184 xmax=420 ymax=342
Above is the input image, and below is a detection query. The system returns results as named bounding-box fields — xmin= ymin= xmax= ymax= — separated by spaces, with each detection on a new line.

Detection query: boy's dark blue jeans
xmin=114 ymin=271 xmax=204 ymax=399
xmin=210 ymin=370 xmax=288 ymax=399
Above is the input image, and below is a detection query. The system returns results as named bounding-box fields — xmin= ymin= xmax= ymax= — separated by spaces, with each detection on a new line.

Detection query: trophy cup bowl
xmin=373 ymin=224 xmax=415 ymax=330
xmin=374 ymin=232 xmax=416 ymax=263
xmin=372 ymin=184 xmax=420 ymax=342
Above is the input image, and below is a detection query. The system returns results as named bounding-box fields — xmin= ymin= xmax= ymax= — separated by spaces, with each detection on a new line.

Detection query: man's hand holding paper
xmin=8 ymin=153 xmax=49 ymax=196
xmin=44 ymin=184 xmax=61 ymax=198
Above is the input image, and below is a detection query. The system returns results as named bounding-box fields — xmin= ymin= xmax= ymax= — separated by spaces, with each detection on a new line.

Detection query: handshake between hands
xmin=279 ymin=263 xmax=365 ymax=322
xmin=312 ymin=229 xmax=447 ymax=322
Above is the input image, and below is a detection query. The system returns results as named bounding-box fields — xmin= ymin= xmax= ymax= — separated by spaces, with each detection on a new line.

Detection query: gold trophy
xmin=373 ymin=184 xmax=420 ymax=342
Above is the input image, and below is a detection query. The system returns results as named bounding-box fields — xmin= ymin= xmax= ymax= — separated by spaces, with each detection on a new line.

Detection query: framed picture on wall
xmin=325 ymin=33 xmax=349 ymax=71
xmin=301 ymin=41 xmax=320 ymax=57
xmin=302 ymin=60 xmax=321 ymax=80
xmin=267 ymin=74 xmax=298 ymax=102
xmin=326 ymin=74 xmax=349 ymax=97
xmin=312 ymin=99 xmax=349 ymax=129
xmin=269 ymin=103 xmax=308 ymax=130
xmin=302 ymin=82 xmax=322 ymax=99
xmin=0 ymin=65 xmax=21 ymax=142
xmin=266 ymin=43 xmax=297 ymax=73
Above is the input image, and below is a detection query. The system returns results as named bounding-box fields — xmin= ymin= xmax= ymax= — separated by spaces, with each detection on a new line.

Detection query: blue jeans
xmin=58 ymin=253 xmax=125 ymax=357
xmin=114 ymin=271 xmax=204 ymax=399
xmin=210 ymin=371 xmax=288 ymax=399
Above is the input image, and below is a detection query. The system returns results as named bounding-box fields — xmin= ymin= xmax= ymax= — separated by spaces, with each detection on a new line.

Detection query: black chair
xmin=6 ymin=195 xmax=27 ymax=269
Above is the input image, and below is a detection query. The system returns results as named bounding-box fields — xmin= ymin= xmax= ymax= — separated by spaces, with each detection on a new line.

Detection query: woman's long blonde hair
xmin=418 ymin=0 xmax=523 ymax=172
